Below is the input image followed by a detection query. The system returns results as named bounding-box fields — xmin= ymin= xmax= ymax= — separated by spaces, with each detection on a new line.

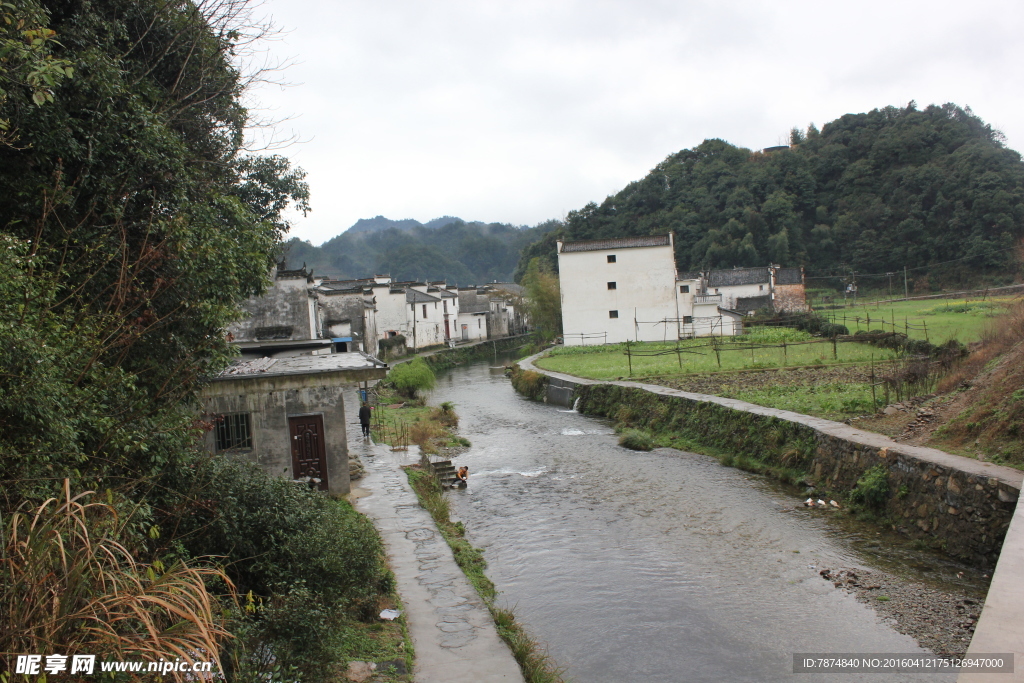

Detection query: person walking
xmin=358 ymin=402 xmax=372 ymax=438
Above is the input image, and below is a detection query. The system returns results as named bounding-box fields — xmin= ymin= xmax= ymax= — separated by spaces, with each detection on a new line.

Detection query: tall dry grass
xmin=0 ymin=482 xmax=233 ymax=679
xmin=937 ymin=298 xmax=1024 ymax=392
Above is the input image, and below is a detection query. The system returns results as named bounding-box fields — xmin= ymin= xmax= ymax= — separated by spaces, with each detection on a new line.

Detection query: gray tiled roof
xmin=559 ymin=234 xmax=671 ymax=253
xmin=218 ymin=352 xmax=382 ymax=378
xmin=775 ymin=267 xmax=803 ymax=285
xmin=406 ymin=289 xmax=440 ymax=303
xmin=708 ymin=267 xmax=770 ymax=286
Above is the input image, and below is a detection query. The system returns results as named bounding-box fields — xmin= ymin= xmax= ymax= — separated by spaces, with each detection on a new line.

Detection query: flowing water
xmin=430 ymin=359 xmax=973 ymax=682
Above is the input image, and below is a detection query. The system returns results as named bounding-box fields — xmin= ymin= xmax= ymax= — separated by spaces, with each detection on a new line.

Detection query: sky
xmin=243 ymin=0 xmax=1024 ymax=246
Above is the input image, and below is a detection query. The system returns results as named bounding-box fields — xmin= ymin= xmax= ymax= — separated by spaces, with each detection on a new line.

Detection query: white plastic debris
xmin=379 ymin=609 xmax=401 ymax=621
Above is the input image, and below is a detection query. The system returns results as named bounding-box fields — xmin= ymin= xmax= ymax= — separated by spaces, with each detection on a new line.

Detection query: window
xmin=683 ymin=316 xmax=693 ymax=324
xmin=609 ymin=310 xmax=619 ymax=318
xmin=715 ymin=288 xmax=720 ymax=294
xmin=215 ymin=413 xmax=251 ymax=451
xmin=478 ymin=319 xmax=481 ymax=328
xmin=680 ymin=285 xmax=689 ymax=293
xmin=443 ymin=301 xmax=448 ymax=312
xmin=607 ymin=254 xmax=616 ymax=263
xmin=422 ymin=304 xmax=427 ymax=318
xmin=607 ymin=281 xmax=617 ymax=290
xmin=759 ymin=285 xmax=764 ymax=291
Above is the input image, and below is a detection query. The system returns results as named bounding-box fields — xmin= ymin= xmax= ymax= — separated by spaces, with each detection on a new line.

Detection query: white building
xmin=557 ymin=235 xmax=744 ymax=346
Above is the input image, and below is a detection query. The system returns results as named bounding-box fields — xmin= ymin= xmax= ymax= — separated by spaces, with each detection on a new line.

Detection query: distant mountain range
xmin=283 ymin=216 xmax=560 ymax=285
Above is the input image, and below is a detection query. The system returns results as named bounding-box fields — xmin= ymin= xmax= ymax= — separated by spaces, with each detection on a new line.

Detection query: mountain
xmin=516 ymin=103 xmax=1024 ymax=288
xmin=284 ymin=216 xmax=560 ymax=284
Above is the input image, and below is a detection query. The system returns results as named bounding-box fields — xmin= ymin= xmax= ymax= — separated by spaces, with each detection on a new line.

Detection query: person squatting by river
xmin=453 ymin=466 xmax=468 ymax=488
xmin=358 ymin=402 xmax=371 ymax=438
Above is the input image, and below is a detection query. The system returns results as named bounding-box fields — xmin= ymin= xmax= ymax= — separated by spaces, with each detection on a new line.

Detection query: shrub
xmin=509 ymin=364 xmax=548 ymax=401
xmin=388 ymin=357 xmax=437 ymax=398
xmin=433 ymin=401 xmax=459 ymax=427
xmin=619 ymin=429 xmax=655 ymax=451
xmin=176 ymin=459 xmax=392 ymax=680
xmin=849 ymin=465 xmax=890 ymax=510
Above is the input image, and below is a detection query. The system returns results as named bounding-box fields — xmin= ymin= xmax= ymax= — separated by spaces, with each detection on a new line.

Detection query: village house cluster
xmin=557 ymin=234 xmax=808 ymax=345
xmin=225 ymin=262 xmax=528 ymax=358
xmin=200 ymin=262 xmax=527 ymax=496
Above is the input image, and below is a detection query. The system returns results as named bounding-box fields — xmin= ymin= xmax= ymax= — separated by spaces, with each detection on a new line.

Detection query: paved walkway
xmin=344 ymin=391 xmax=524 ymax=683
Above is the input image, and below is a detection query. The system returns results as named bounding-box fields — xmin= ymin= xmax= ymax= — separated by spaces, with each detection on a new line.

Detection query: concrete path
xmin=344 ymin=391 xmax=524 ymax=683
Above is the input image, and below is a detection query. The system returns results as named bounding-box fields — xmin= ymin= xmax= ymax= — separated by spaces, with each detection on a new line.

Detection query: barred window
xmin=215 ymin=413 xmax=251 ymax=451
xmin=607 ymin=281 xmax=617 ymax=290
xmin=609 ymin=310 xmax=619 ymax=318
xmin=683 ymin=316 xmax=693 ymax=324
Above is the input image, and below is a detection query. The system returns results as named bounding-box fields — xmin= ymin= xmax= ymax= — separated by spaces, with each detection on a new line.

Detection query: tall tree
xmin=0 ymin=0 xmax=308 ymax=494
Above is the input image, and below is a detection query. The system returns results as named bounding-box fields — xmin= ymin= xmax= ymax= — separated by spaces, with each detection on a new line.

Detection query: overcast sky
xmin=245 ymin=0 xmax=1024 ymax=245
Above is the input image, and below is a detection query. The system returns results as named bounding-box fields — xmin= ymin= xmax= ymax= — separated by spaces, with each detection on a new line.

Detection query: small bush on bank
xmin=619 ymin=429 xmax=655 ymax=451
xmin=176 ymin=459 xmax=393 ymax=681
xmin=387 ymin=357 xmax=437 ymax=398
xmin=850 ymin=464 xmax=890 ymax=510
xmin=509 ymin=365 xmax=548 ymax=401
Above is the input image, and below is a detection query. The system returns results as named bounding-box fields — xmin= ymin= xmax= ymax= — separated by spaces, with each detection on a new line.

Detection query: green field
xmin=820 ymin=296 xmax=1019 ymax=344
xmin=536 ymin=327 xmax=897 ymax=380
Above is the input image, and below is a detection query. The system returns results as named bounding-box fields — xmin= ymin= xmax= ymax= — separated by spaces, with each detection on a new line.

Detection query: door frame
xmin=288 ymin=413 xmax=329 ymax=492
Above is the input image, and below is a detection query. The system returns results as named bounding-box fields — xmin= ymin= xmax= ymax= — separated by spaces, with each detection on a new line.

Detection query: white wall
xmin=559 ymin=242 xmax=679 ymax=345
xmin=456 ymin=312 xmax=488 ymax=342
xmin=714 ymin=282 xmax=769 ymax=310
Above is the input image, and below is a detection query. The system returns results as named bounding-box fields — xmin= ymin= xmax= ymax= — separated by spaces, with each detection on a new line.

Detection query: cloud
xmin=248 ymin=0 xmax=1024 ymax=245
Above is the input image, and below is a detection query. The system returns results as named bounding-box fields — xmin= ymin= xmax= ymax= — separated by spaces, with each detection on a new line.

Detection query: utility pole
xmin=904 ymin=266 xmax=909 ymax=300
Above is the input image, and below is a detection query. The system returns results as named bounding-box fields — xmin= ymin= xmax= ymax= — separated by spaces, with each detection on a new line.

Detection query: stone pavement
xmin=344 ymin=391 xmax=524 ymax=683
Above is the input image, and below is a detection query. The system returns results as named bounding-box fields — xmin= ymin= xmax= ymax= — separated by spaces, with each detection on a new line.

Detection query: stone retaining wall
xmin=519 ymin=355 xmax=1022 ymax=567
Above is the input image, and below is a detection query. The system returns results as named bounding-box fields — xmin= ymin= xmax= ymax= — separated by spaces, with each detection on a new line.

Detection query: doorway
xmin=289 ymin=415 xmax=329 ymax=491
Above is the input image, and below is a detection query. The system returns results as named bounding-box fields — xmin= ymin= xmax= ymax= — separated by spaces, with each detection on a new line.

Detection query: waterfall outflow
xmin=557 ymin=396 xmax=580 ymax=414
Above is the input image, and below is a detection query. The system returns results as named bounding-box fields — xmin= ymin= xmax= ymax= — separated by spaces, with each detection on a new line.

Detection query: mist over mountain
xmin=284 ymin=216 xmax=560 ymax=284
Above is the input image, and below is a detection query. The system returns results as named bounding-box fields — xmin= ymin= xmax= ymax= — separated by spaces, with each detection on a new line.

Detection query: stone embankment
xmin=516 ymin=353 xmax=1022 ymax=566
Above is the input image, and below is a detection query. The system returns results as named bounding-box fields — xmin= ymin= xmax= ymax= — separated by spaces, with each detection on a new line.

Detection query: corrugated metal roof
xmin=559 ymin=234 xmax=671 ymax=253
xmin=708 ymin=267 xmax=770 ymax=286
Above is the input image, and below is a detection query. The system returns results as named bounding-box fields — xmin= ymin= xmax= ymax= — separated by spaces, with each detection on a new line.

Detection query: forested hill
xmin=285 ymin=217 xmax=560 ymax=284
xmin=516 ymin=104 xmax=1024 ymax=287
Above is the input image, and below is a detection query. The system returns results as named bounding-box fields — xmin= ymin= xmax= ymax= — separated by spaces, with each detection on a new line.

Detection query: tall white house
xmin=558 ymin=235 xmax=683 ymax=345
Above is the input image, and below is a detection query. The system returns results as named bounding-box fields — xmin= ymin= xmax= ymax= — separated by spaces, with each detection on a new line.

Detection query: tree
xmin=0 ymin=0 xmax=309 ymax=496
xmin=522 ymin=257 xmax=562 ymax=342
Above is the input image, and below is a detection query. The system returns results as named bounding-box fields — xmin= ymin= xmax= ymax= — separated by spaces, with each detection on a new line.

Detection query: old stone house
xmin=201 ymin=353 xmax=387 ymax=496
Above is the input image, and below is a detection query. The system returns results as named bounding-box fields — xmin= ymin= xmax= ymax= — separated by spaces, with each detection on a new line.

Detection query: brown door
xmin=289 ymin=415 xmax=329 ymax=492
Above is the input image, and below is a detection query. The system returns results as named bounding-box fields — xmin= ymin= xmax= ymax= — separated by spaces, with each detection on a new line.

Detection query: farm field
xmin=535 ymin=327 xmax=898 ymax=381
xmin=819 ymin=295 xmax=1020 ymax=344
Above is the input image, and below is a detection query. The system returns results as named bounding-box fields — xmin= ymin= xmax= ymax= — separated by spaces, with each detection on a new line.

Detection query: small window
xmin=683 ymin=315 xmax=693 ymax=324
xmin=609 ymin=310 xmax=619 ymax=318
xmin=215 ymin=413 xmax=251 ymax=451
xmin=607 ymin=255 xmax=616 ymax=263
xmin=715 ymin=288 xmax=720 ymax=294
xmin=422 ymin=304 xmax=427 ymax=318
xmin=680 ymin=285 xmax=689 ymax=293
xmin=759 ymin=284 xmax=764 ymax=291
xmin=607 ymin=282 xmax=617 ymax=290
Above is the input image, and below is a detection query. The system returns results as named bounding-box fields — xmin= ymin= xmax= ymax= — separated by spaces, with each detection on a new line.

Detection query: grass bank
xmin=404 ymin=467 xmax=567 ymax=683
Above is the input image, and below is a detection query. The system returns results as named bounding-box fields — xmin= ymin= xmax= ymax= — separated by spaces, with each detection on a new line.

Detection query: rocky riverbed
xmin=817 ymin=566 xmax=982 ymax=656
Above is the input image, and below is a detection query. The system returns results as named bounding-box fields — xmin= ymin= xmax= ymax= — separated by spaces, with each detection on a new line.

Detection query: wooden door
xmin=289 ymin=415 xmax=329 ymax=492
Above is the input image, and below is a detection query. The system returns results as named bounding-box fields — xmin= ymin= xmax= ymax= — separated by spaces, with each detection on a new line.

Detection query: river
xmin=429 ymin=358 xmax=965 ymax=682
